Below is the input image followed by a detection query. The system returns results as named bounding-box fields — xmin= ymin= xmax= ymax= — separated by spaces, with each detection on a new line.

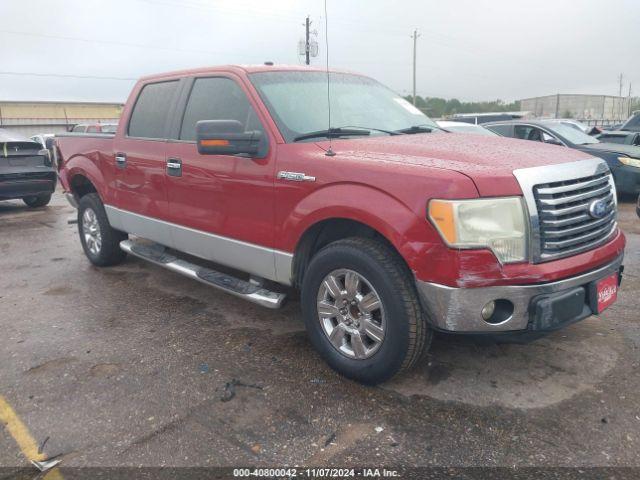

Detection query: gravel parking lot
xmin=1 ymin=190 xmax=639 ymax=471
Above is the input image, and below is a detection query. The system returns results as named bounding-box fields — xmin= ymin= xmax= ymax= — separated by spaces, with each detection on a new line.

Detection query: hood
xmin=316 ymin=132 xmax=593 ymax=196
xmin=580 ymin=142 xmax=640 ymax=158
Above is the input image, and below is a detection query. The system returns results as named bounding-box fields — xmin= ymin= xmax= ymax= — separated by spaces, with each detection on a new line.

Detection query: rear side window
xmin=623 ymin=114 xmax=640 ymax=130
xmin=486 ymin=124 xmax=511 ymax=136
xmin=179 ymin=77 xmax=262 ymax=141
xmin=598 ymin=134 xmax=626 ymax=144
xmin=128 ymin=81 xmax=179 ymax=139
xmin=72 ymin=125 xmax=86 ymax=133
xmin=86 ymin=126 xmax=99 ymax=133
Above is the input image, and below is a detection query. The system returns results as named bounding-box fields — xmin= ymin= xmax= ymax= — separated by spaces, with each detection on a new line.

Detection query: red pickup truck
xmin=56 ymin=65 xmax=625 ymax=384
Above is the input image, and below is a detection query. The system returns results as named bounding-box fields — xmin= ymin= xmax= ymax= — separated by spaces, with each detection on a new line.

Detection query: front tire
xmin=23 ymin=194 xmax=52 ymax=208
xmin=301 ymin=237 xmax=431 ymax=384
xmin=77 ymin=193 xmax=128 ymax=266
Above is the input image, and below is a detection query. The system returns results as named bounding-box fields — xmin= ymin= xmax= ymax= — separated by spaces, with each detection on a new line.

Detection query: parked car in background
xmin=595 ymin=131 xmax=640 ymax=146
xmin=485 ymin=120 xmax=640 ymax=195
xmin=0 ymin=129 xmax=56 ymax=207
xmin=55 ymin=65 xmax=625 ymax=384
xmin=451 ymin=112 xmax=525 ymax=125
xmin=31 ymin=133 xmax=55 ymax=148
xmin=437 ymin=121 xmax=498 ymax=136
xmin=620 ymin=112 xmax=640 ymax=132
xmin=542 ymin=119 xmax=591 ymax=134
xmin=30 ymin=133 xmax=56 ymax=165
xmin=71 ymin=123 xmax=118 ymax=133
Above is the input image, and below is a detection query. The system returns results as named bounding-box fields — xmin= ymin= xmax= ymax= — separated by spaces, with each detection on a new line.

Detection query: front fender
xmin=278 ymin=183 xmax=442 ymax=270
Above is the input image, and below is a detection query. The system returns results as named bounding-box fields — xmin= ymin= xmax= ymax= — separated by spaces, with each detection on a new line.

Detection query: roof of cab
xmin=138 ymin=64 xmax=360 ymax=81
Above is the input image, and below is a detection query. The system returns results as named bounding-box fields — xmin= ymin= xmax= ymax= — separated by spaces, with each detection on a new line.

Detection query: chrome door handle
xmin=115 ymin=153 xmax=127 ymax=169
xmin=166 ymin=158 xmax=182 ymax=177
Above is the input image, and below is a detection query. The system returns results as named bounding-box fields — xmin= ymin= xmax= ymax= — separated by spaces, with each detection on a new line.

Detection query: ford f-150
xmin=55 ymin=65 xmax=626 ymax=384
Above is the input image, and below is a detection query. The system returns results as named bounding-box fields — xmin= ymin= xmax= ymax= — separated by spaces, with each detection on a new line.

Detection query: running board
xmin=120 ymin=239 xmax=286 ymax=309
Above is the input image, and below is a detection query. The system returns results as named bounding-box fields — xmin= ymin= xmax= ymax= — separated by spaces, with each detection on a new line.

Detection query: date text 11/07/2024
xmin=232 ymin=467 xmax=401 ymax=477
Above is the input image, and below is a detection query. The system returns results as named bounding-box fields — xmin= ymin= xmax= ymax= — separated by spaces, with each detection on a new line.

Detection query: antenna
xmin=324 ymin=0 xmax=335 ymax=157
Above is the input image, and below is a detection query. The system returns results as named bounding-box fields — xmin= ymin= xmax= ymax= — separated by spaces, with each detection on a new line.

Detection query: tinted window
xmin=128 ymin=81 xmax=179 ymax=138
xmin=598 ymin=135 xmax=626 ymax=144
xmin=622 ymin=114 xmax=640 ymax=130
xmin=179 ymin=77 xmax=262 ymax=141
xmin=486 ymin=124 xmax=511 ymax=136
xmin=72 ymin=125 xmax=86 ymax=132
xmin=86 ymin=126 xmax=99 ymax=133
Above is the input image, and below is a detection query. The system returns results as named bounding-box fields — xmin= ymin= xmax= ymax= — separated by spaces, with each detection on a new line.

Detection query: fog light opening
xmin=481 ymin=299 xmax=514 ymax=324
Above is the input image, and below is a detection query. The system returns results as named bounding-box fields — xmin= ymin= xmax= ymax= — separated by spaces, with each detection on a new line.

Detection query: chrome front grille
xmin=533 ymin=172 xmax=616 ymax=259
xmin=513 ymin=158 xmax=617 ymax=263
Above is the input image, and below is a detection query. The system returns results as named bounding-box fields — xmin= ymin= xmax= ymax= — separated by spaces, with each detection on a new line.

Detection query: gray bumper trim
xmin=64 ymin=192 xmax=78 ymax=209
xmin=416 ymin=254 xmax=623 ymax=332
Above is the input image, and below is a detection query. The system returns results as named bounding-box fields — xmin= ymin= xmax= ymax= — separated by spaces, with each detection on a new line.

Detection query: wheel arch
xmin=291 ymin=216 xmax=412 ymax=288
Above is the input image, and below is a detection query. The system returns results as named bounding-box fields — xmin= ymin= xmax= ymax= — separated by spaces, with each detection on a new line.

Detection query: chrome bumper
xmin=416 ymin=254 xmax=624 ymax=333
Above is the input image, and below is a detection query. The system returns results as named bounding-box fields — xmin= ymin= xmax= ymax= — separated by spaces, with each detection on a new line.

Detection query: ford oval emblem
xmin=588 ymin=199 xmax=608 ymax=219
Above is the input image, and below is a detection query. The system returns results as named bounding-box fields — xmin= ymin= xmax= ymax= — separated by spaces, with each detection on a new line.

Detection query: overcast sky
xmin=0 ymin=0 xmax=638 ymax=103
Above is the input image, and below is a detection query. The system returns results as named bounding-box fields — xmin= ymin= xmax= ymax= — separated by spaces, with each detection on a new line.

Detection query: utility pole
xmin=305 ymin=16 xmax=311 ymax=65
xmin=411 ymin=29 xmax=420 ymax=106
xmin=618 ymin=73 xmax=624 ymax=97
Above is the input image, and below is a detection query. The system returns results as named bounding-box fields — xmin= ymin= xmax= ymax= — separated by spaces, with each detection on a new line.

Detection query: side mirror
xmin=196 ymin=120 xmax=263 ymax=157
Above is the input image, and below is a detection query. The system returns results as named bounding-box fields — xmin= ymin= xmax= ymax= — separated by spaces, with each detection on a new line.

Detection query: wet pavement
xmin=0 ymin=191 xmax=639 ymax=469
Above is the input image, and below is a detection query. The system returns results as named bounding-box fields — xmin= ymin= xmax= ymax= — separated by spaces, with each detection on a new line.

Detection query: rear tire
xmin=301 ymin=237 xmax=431 ymax=385
xmin=23 ymin=194 xmax=52 ymax=208
xmin=77 ymin=193 xmax=128 ymax=266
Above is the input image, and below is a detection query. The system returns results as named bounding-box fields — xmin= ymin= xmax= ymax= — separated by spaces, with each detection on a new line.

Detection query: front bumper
xmin=612 ymin=164 xmax=640 ymax=194
xmin=416 ymin=253 xmax=623 ymax=333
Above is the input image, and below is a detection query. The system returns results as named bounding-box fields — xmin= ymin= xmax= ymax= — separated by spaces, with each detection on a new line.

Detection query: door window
xmin=128 ymin=80 xmax=179 ymax=139
xmin=486 ymin=124 xmax=511 ymax=136
xmin=515 ymin=125 xmax=544 ymax=142
xmin=598 ymin=134 xmax=626 ymax=144
xmin=178 ymin=77 xmax=263 ymax=141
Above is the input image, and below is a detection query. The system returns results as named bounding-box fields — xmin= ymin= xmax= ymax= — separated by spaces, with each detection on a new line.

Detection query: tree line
xmin=404 ymin=95 xmax=521 ymax=118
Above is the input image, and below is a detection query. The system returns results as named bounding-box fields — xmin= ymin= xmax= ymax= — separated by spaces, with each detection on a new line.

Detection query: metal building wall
xmin=519 ymin=94 xmax=631 ymax=123
xmin=0 ymin=101 xmax=122 ymax=136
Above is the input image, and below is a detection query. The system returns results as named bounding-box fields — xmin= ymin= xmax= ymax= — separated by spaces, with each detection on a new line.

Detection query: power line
xmin=0 ymin=71 xmax=137 ymax=81
xmin=0 ymin=29 xmax=230 ymax=56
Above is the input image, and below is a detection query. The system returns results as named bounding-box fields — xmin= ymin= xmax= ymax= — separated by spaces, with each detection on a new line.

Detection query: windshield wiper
xmin=338 ymin=125 xmax=401 ymax=136
xmin=395 ymin=124 xmax=448 ymax=134
xmin=293 ymin=127 xmax=371 ymax=142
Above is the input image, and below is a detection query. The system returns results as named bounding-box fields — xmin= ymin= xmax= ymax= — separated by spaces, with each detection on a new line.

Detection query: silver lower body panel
xmin=416 ymin=254 xmax=624 ymax=332
xmin=104 ymin=205 xmax=293 ymax=286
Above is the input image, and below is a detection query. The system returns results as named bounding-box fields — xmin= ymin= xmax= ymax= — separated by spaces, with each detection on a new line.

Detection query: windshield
xmin=249 ymin=71 xmax=438 ymax=143
xmin=544 ymin=122 xmax=599 ymax=145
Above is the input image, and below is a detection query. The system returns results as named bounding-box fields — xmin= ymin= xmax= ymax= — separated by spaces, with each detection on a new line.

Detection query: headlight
xmin=618 ymin=156 xmax=640 ymax=168
xmin=428 ymin=197 xmax=527 ymax=263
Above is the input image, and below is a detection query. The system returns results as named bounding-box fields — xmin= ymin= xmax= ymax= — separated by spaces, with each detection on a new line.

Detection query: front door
xmin=164 ymin=75 xmax=278 ymax=280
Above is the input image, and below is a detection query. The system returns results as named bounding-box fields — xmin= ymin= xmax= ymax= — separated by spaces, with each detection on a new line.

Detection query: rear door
xmin=110 ymin=79 xmax=181 ymax=245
